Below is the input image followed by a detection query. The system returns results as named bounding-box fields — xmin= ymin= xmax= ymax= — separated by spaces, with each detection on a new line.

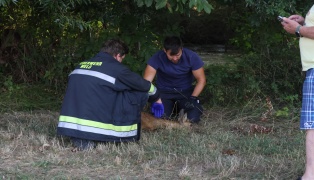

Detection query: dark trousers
xmin=71 ymin=137 xmax=95 ymax=150
xmin=159 ymin=88 xmax=203 ymax=123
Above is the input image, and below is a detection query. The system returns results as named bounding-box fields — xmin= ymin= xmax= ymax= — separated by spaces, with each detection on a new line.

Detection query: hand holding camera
xmin=277 ymin=16 xmax=284 ymax=22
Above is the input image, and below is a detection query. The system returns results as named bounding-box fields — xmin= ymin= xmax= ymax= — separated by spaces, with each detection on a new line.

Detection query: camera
xmin=277 ymin=16 xmax=284 ymax=22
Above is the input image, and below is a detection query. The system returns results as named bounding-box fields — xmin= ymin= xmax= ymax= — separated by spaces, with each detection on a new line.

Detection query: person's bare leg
xmin=302 ymin=129 xmax=314 ymax=180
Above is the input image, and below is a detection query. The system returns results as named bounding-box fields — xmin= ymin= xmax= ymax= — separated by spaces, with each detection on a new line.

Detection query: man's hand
xmin=281 ymin=17 xmax=302 ymax=34
xmin=151 ymin=102 xmax=164 ymax=118
xmin=289 ymin=15 xmax=305 ymax=24
xmin=182 ymin=96 xmax=199 ymax=111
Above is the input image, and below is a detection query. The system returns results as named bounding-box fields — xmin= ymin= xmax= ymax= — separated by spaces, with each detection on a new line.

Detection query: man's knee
xmin=186 ymin=105 xmax=203 ymax=123
xmin=187 ymin=113 xmax=201 ymax=123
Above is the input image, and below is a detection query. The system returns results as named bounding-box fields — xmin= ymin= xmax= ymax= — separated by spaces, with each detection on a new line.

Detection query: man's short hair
xmin=163 ymin=36 xmax=183 ymax=55
xmin=101 ymin=39 xmax=129 ymax=56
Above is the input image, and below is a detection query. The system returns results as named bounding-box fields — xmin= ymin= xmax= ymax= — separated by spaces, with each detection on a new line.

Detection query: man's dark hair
xmin=101 ymin=39 xmax=129 ymax=56
xmin=163 ymin=36 xmax=183 ymax=55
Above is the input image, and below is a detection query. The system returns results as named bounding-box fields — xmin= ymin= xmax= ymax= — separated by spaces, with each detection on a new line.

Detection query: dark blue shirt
xmin=147 ymin=48 xmax=204 ymax=90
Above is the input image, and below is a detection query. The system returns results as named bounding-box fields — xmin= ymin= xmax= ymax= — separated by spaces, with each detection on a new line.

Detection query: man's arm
xmin=191 ymin=67 xmax=206 ymax=97
xmin=143 ymin=65 xmax=156 ymax=82
xmin=299 ymin=26 xmax=314 ymax=39
xmin=143 ymin=65 xmax=162 ymax=103
xmin=118 ymin=68 xmax=152 ymax=91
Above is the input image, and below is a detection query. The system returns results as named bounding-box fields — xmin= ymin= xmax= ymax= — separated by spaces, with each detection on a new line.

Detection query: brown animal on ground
xmin=141 ymin=109 xmax=191 ymax=131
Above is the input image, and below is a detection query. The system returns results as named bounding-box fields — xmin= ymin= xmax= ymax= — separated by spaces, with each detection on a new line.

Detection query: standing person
xmin=281 ymin=6 xmax=314 ymax=180
xmin=57 ymin=39 xmax=160 ymax=150
xmin=143 ymin=36 xmax=206 ymax=123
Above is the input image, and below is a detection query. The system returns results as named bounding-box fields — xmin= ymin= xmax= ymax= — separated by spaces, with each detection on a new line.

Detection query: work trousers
xmin=159 ymin=88 xmax=203 ymax=123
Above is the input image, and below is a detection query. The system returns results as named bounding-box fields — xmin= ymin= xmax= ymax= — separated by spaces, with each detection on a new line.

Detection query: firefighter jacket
xmin=57 ymin=51 xmax=156 ymax=142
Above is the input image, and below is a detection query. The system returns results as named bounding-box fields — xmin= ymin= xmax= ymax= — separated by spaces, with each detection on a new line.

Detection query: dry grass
xmin=0 ymin=105 xmax=305 ymax=179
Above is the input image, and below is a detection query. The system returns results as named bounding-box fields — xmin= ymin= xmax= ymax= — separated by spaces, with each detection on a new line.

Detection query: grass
xmin=0 ymin=83 xmax=63 ymax=113
xmin=0 ymin=84 xmax=306 ymax=179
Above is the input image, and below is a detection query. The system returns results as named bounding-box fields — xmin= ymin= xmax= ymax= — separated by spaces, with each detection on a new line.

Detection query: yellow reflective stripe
xmin=59 ymin=115 xmax=137 ymax=132
xmin=58 ymin=122 xmax=137 ymax=137
xmin=70 ymin=69 xmax=116 ymax=84
xmin=148 ymin=83 xmax=157 ymax=95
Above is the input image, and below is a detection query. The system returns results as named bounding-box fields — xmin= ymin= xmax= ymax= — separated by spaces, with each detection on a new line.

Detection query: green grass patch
xmin=0 ymin=83 xmax=63 ymax=112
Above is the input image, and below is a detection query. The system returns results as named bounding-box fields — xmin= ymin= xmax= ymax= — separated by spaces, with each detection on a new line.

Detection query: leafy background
xmin=1 ymin=0 xmax=313 ymax=108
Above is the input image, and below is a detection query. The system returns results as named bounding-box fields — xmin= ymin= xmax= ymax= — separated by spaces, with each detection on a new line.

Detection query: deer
xmin=141 ymin=109 xmax=192 ymax=131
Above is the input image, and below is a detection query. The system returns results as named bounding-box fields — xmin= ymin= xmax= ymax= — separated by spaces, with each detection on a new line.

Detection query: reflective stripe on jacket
xmin=57 ymin=52 xmax=151 ymax=142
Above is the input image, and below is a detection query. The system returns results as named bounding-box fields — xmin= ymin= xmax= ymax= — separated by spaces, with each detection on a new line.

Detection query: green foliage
xmin=0 ymin=0 xmax=311 ymax=109
xmin=200 ymin=0 xmax=308 ymax=106
xmin=0 ymin=0 xmax=205 ymax=92
xmin=204 ymin=63 xmax=244 ymax=106
xmin=3 ymin=75 xmax=20 ymax=96
xmin=0 ymin=0 xmax=17 ymax=6
xmin=135 ymin=0 xmax=213 ymax=13
xmin=230 ymin=0 xmax=311 ymax=53
xmin=275 ymin=106 xmax=290 ymax=118
xmin=204 ymin=46 xmax=303 ymax=107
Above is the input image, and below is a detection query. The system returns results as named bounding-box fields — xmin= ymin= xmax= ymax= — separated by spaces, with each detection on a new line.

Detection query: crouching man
xmin=57 ymin=39 xmax=161 ymax=150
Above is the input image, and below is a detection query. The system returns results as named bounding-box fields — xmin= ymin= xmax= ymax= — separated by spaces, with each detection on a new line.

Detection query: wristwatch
xmin=295 ymin=25 xmax=302 ymax=37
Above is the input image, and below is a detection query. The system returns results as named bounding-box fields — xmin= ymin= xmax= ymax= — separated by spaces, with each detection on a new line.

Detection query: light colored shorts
xmin=301 ymin=68 xmax=314 ymax=129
